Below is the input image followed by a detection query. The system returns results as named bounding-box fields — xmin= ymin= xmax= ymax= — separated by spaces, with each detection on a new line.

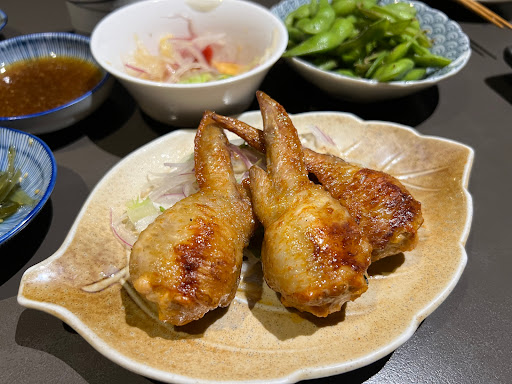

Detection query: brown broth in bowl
xmin=0 ymin=56 xmax=103 ymax=117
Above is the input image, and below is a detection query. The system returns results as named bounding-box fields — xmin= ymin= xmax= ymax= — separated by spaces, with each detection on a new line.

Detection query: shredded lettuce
xmin=126 ymin=197 xmax=158 ymax=225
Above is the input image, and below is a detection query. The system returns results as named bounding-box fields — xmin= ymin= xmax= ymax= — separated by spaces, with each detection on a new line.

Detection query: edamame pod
xmin=285 ymin=3 xmax=310 ymax=27
xmin=373 ymin=58 xmax=415 ymax=82
xmin=334 ymin=68 xmax=357 ymax=77
xmin=365 ymin=50 xmax=388 ymax=78
xmin=402 ymin=67 xmax=427 ymax=81
xmin=335 ymin=18 xmax=390 ymax=54
xmin=284 ymin=17 xmax=355 ymax=57
xmin=332 ymin=0 xmax=356 ymax=16
xmin=313 ymin=57 xmax=339 ymax=70
xmin=296 ymin=0 xmax=336 ymax=35
xmin=282 ymin=0 xmax=453 ymax=83
xmin=384 ymin=40 xmax=412 ymax=64
xmin=413 ymin=53 xmax=452 ymax=68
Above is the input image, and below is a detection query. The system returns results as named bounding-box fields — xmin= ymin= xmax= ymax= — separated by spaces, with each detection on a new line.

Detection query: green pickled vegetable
xmin=0 ymin=146 xmax=36 ymax=223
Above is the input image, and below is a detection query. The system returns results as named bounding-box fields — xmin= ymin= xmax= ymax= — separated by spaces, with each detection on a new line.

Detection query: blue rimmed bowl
xmin=271 ymin=0 xmax=471 ymax=102
xmin=0 ymin=9 xmax=7 ymax=32
xmin=0 ymin=126 xmax=57 ymax=245
xmin=0 ymin=32 xmax=114 ymax=134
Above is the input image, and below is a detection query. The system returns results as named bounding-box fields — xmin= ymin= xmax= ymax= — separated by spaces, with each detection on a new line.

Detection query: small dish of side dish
xmin=271 ymin=0 xmax=471 ymax=101
xmin=0 ymin=9 xmax=7 ymax=32
xmin=90 ymin=0 xmax=288 ymax=126
xmin=18 ymin=97 xmax=473 ymax=383
xmin=0 ymin=32 xmax=114 ymax=134
xmin=0 ymin=127 xmax=57 ymax=245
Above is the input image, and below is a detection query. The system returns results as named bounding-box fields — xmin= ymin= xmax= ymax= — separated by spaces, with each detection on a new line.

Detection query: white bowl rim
xmin=273 ymin=0 xmax=472 ymax=88
xmin=0 ymin=32 xmax=112 ymax=122
xmin=90 ymin=0 xmax=288 ymax=89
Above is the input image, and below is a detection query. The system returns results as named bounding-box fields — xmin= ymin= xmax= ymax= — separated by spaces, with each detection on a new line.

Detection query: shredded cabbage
xmin=110 ymin=127 xmax=337 ymax=248
xmin=126 ymin=196 xmax=158 ymax=225
xmin=123 ymin=17 xmax=260 ymax=84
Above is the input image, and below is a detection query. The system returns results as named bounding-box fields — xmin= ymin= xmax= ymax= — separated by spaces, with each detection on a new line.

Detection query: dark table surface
xmin=1 ymin=1 xmax=511 ymax=383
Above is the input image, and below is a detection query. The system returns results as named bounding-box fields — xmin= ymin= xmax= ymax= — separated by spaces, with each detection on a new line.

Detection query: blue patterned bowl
xmin=0 ymin=32 xmax=114 ymax=133
xmin=0 ymin=127 xmax=57 ymax=245
xmin=0 ymin=9 xmax=7 ymax=32
xmin=271 ymin=0 xmax=471 ymax=101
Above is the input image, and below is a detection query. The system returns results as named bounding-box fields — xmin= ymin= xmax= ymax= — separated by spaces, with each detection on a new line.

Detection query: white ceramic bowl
xmin=271 ymin=0 xmax=471 ymax=102
xmin=90 ymin=0 xmax=288 ymax=127
xmin=0 ymin=32 xmax=114 ymax=134
xmin=65 ymin=0 xmax=117 ymax=35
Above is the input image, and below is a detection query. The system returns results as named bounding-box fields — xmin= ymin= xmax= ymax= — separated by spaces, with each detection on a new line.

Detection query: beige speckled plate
xmin=17 ymin=111 xmax=474 ymax=383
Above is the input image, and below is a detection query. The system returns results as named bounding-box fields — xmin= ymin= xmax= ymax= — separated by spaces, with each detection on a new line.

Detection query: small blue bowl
xmin=0 ymin=9 xmax=7 ymax=32
xmin=0 ymin=127 xmax=57 ymax=245
xmin=0 ymin=32 xmax=114 ymax=134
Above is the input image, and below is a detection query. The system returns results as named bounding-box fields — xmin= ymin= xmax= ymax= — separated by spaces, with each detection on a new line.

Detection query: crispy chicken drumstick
xmin=247 ymin=91 xmax=372 ymax=317
xmin=129 ymin=113 xmax=255 ymax=326
xmin=211 ymin=105 xmax=423 ymax=262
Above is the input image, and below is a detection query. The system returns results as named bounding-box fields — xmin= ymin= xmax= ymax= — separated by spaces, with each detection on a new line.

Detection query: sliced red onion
xmin=124 ymin=63 xmax=148 ymax=74
xmin=110 ymin=209 xmax=136 ymax=248
xmin=230 ymin=144 xmax=254 ymax=169
xmin=309 ymin=125 xmax=336 ymax=147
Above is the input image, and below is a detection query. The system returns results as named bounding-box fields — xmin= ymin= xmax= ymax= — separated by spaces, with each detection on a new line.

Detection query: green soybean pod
xmin=309 ymin=0 xmax=319 ymax=16
xmin=341 ymin=47 xmax=363 ymax=64
xmin=388 ymin=19 xmax=414 ymax=35
xmin=373 ymin=58 xmax=415 ymax=82
xmin=285 ymin=3 xmax=310 ymax=27
xmin=384 ymin=40 xmax=412 ymax=64
xmin=402 ymin=67 xmax=427 ymax=81
xmin=283 ymin=17 xmax=354 ymax=57
xmin=389 ymin=3 xmax=416 ymax=18
xmin=365 ymin=50 xmax=388 ymax=78
xmin=413 ymin=53 xmax=452 ymax=68
xmin=315 ymin=58 xmax=339 ymax=70
xmin=331 ymin=0 xmax=356 ymax=16
xmin=404 ymin=26 xmax=432 ymax=48
xmin=379 ymin=3 xmax=416 ymax=21
xmin=408 ymin=38 xmax=431 ymax=56
xmin=335 ymin=18 xmax=390 ymax=55
xmin=334 ymin=68 xmax=357 ymax=77
xmin=296 ymin=0 xmax=336 ymax=35
xmin=287 ymin=26 xmax=307 ymax=45
xmin=361 ymin=0 xmax=378 ymax=9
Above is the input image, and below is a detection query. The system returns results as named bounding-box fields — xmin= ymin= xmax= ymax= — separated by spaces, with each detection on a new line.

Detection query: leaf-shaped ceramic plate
xmin=18 ymin=111 xmax=473 ymax=383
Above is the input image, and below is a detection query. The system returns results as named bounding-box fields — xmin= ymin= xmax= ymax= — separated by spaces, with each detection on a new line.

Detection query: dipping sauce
xmin=0 ymin=56 xmax=103 ymax=117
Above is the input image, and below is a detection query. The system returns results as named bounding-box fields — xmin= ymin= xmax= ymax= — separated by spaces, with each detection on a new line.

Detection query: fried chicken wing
xmin=248 ymin=91 xmax=372 ymax=317
xmin=302 ymin=150 xmax=423 ymax=260
xmin=129 ymin=113 xmax=255 ymax=326
xmin=211 ymin=110 xmax=423 ymax=261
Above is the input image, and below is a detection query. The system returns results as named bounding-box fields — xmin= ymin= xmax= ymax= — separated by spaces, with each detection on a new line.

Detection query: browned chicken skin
xmin=247 ymin=91 xmax=372 ymax=317
xmin=129 ymin=113 xmax=255 ymax=326
xmin=301 ymin=150 xmax=423 ymax=260
xmin=211 ymin=107 xmax=423 ymax=261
